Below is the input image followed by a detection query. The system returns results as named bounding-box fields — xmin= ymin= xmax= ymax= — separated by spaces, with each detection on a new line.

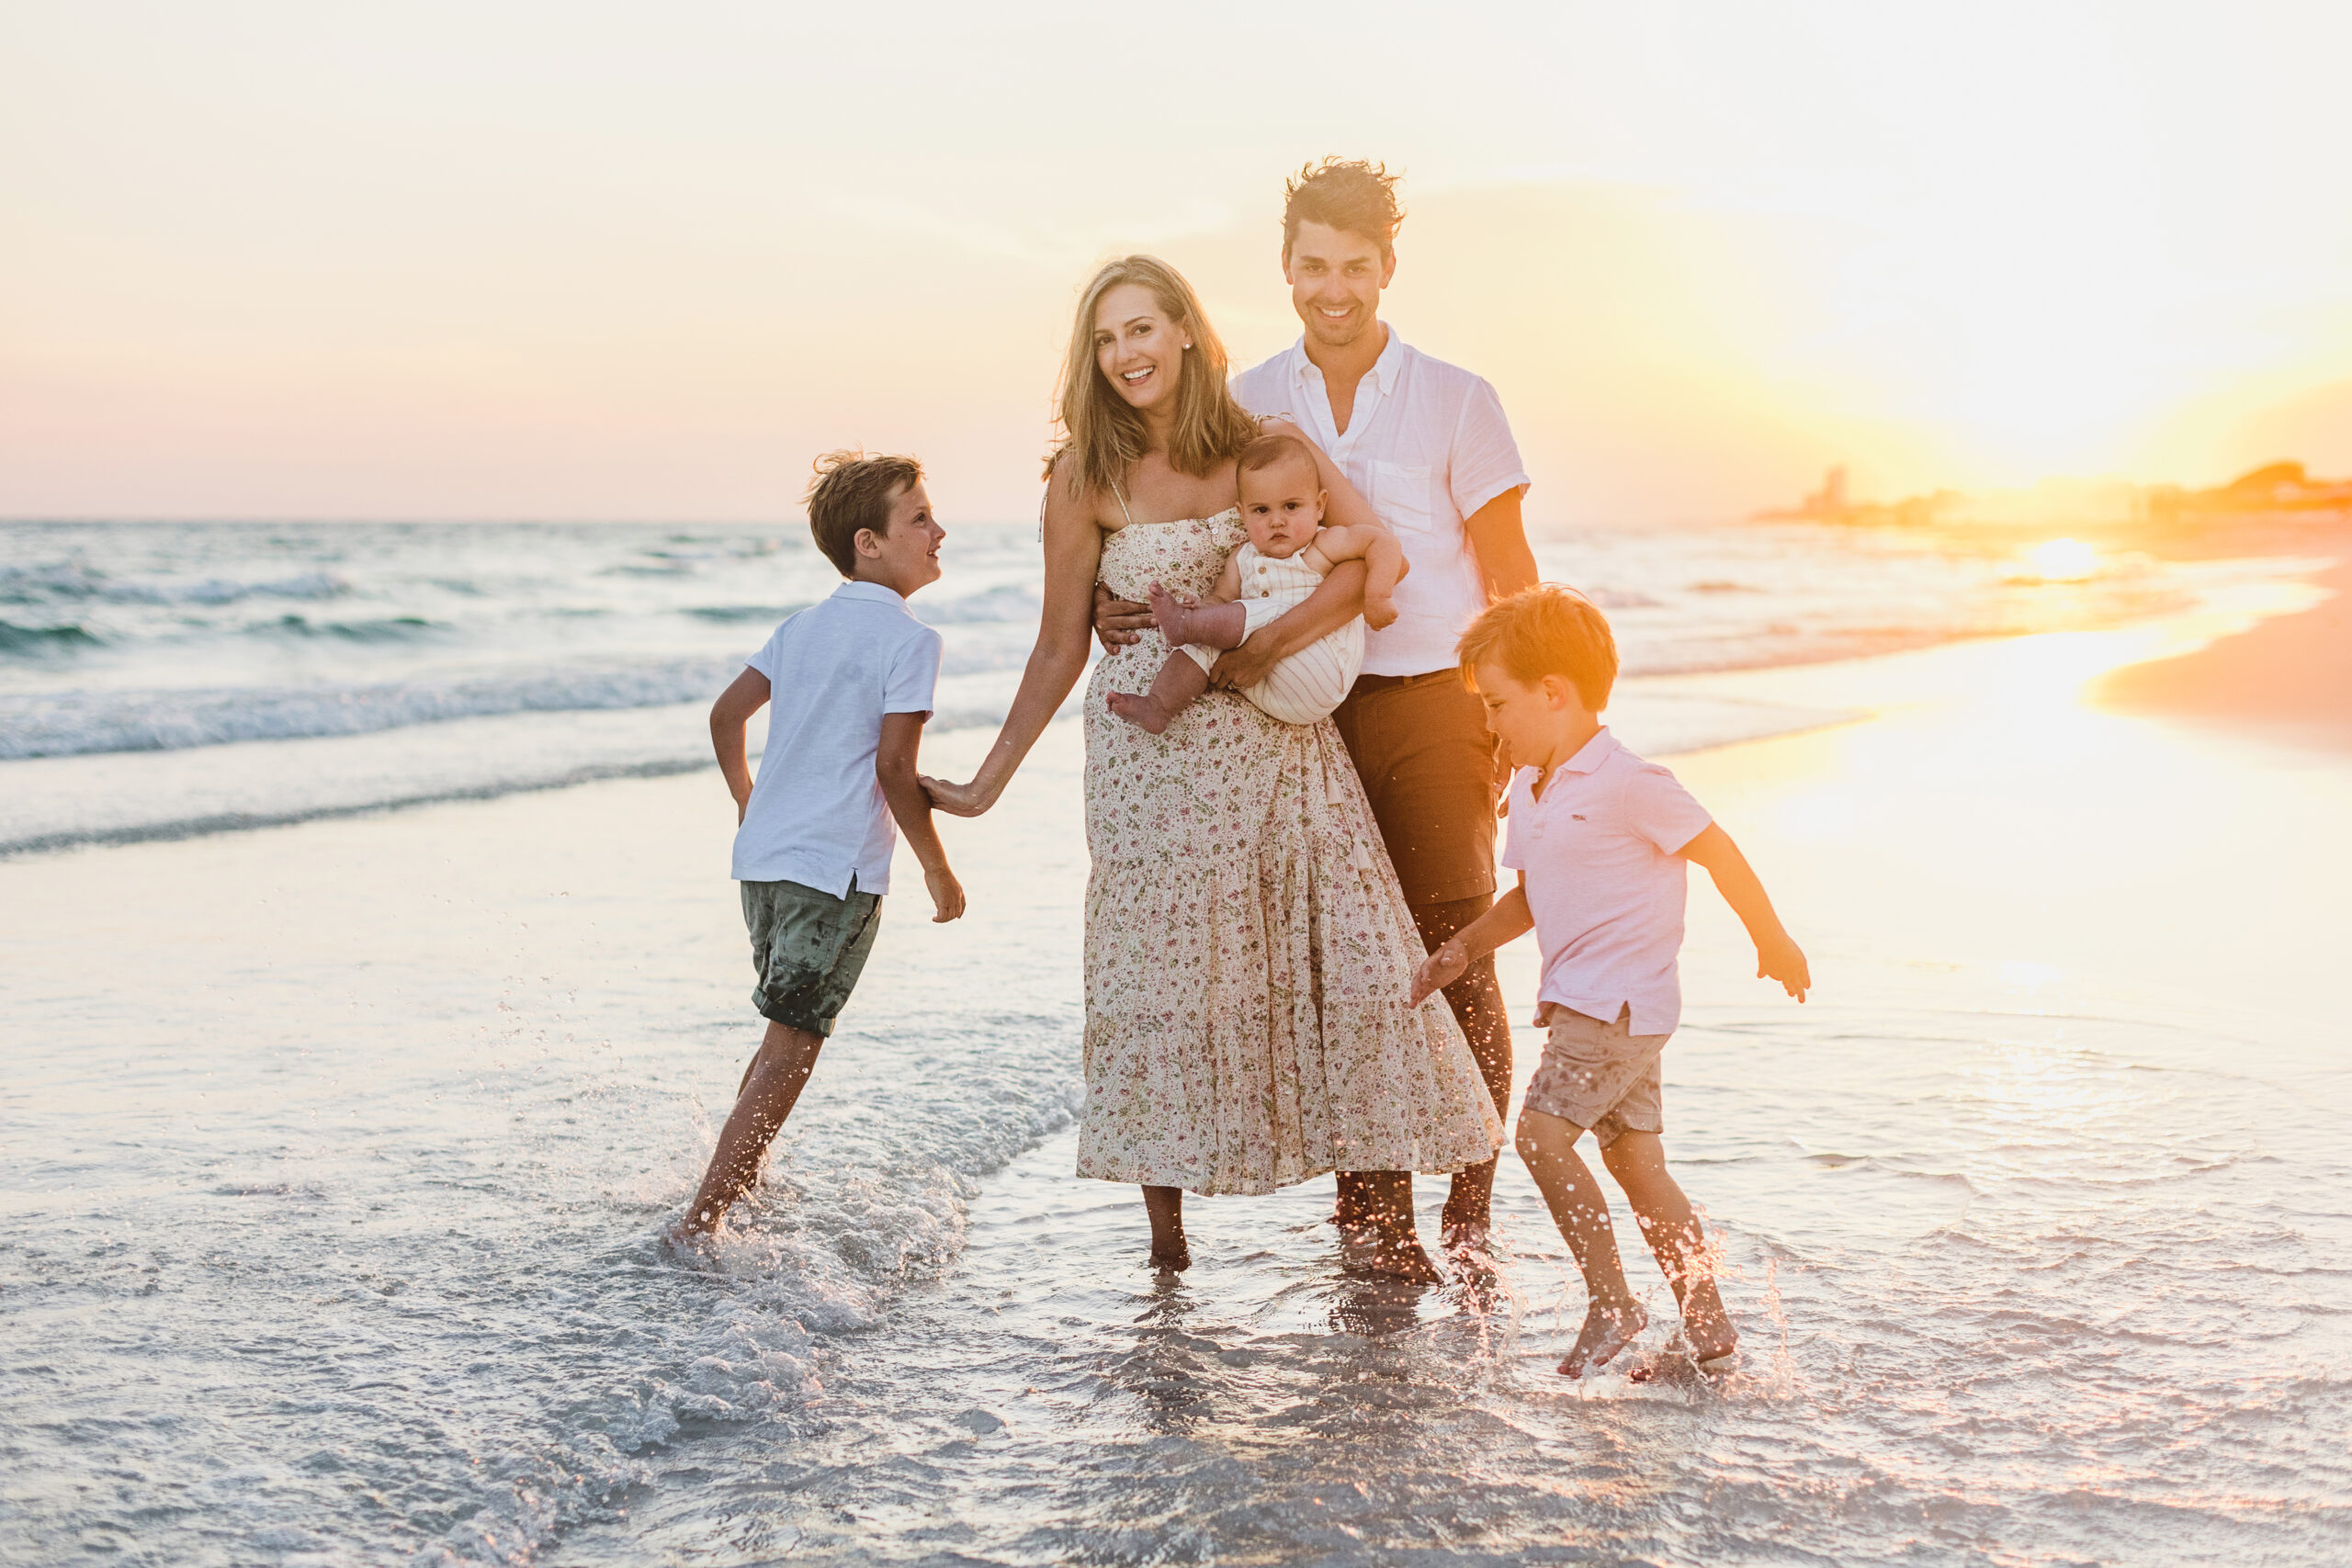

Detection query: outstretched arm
xmin=877 ymin=710 xmax=964 ymax=920
xmin=1679 ymin=823 xmax=1810 ymax=999
xmin=1409 ymin=876 xmax=1533 ymax=1005
xmin=711 ymin=666 xmax=771 ymax=823
xmin=921 ymin=460 xmax=1102 ymax=818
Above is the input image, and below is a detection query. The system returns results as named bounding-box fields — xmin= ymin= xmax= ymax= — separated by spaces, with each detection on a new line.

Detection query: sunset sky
xmin=5 ymin=0 xmax=2349 ymax=525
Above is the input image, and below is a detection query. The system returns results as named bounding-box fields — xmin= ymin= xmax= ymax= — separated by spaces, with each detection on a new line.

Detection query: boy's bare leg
xmin=1147 ymin=583 xmax=1247 ymax=651
xmin=1600 ymin=1132 xmax=1737 ymax=1362
xmin=1107 ymin=651 xmax=1213 ymax=734
xmin=1142 ymin=1184 xmax=1190 ymax=1270
xmin=676 ymin=1020 xmax=826 ymax=1235
xmin=1515 ymin=1109 xmax=1647 ymax=1375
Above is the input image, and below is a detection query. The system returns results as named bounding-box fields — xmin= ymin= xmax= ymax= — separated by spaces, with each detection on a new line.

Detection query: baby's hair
xmin=1457 ymin=584 xmax=1620 ymax=712
xmin=1237 ymin=429 xmax=1319 ymax=485
xmin=806 ymin=449 xmax=922 ymax=578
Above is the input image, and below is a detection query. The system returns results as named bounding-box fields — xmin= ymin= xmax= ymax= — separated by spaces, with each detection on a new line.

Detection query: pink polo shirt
xmin=1500 ymin=728 xmax=1713 ymax=1036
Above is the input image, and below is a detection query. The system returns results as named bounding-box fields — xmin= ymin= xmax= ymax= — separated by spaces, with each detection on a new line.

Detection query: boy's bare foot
xmin=1147 ymin=581 xmax=1203 ymax=646
xmin=1558 ymin=1301 xmax=1647 ymax=1379
xmin=1106 ymin=690 xmax=1172 ymax=734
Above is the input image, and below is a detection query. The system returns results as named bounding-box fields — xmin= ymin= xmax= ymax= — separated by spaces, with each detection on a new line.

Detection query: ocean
xmin=4 ymin=518 xmax=2346 ymax=1566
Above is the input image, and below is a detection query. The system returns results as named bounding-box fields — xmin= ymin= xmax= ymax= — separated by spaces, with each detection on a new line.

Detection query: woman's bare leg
xmin=1143 ymin=1185 xmax=1190 ymax=1270
xmin=677 ymin=1020 xmax=825 ymax=1235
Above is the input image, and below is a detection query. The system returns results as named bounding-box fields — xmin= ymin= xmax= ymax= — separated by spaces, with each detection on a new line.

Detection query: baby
xmin=1108 ymin=430 xmax=1404 ymax=734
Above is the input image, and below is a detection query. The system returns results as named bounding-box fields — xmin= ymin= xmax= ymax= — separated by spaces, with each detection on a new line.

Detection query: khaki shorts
xmin=741 ymin=876 xmax=882 ymax=1036
xmin=1332 ymin=670 xmax=1506 ymax=907
xmin=1520 ymin=1005 xmax=1668 ymax=1148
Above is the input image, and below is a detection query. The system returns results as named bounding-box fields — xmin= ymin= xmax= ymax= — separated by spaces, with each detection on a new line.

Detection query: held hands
xmin=924 ymin=864 xmax=967 ymax=923
xmin=1409 ymin=939 xmax=1470 ymax=1008
xmin=1757 ymin=933 xmax=1811 ymax=1001
xmin=1092 ymin=581 xmax=1152 ymax=653
xmin=918 ymin=774 xmax=994 ymax=818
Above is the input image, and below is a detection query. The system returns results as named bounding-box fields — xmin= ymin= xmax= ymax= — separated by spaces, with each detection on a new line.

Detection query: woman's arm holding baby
xmin=920 ymin=459 xmax=1102 ymax=818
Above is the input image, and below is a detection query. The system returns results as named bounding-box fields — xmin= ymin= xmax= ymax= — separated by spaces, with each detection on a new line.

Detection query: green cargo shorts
xmin=741 ymin=876 xmax=883 ymax=1036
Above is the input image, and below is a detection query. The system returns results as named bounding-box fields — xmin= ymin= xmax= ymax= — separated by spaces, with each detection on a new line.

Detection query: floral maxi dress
xmin=1077 ymin=512 xmax=1503 ymax=1195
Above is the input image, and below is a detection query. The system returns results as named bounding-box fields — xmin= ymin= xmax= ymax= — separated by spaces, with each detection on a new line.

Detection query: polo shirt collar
xmin=832 ymin=580 xmax=909 ymax=609
xmin=1560 ymin=726 xmax=1620 ymax=776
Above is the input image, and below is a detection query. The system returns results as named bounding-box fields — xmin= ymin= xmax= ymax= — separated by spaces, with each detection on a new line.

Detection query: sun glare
xmin=2026 ymin=538 xmax=2098 ymax=583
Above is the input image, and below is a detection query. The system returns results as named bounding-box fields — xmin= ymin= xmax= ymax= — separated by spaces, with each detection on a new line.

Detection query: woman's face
xmin=1093 ymin=283 xmax=1187 ymax=413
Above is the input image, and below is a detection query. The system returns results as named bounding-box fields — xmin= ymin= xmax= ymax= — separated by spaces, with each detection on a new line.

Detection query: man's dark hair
xmin=1283 ymin=158 xmax=1405 ymax=262
xmin=805 ymin=449 xmax=922 ymax=577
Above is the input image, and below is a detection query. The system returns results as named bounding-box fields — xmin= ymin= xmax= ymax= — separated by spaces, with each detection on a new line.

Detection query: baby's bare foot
xmin=1106 ymin=690 xmax=1171 ymax=735
xmin=1146 ymin=581 xmax=1199 ymax=646
xmin=1558 ymin=1301 xmax=1647 ymax=1379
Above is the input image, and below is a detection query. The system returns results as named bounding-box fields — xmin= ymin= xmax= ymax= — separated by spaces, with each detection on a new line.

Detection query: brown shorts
xmin=1332 ymin=670 xmax=1505 ymax=907
xmin=1521 ymin=1005 xmax=1668 ymax=1149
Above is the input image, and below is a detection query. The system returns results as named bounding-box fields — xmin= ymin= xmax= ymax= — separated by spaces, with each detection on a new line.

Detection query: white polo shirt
xmin=1232 ymin=328 xmax=1530 ymax=676
xmin=730 ymin=581 xmax=944 ymax=896
xmin=1501 ymin=728 xmax=1714 ymax=1036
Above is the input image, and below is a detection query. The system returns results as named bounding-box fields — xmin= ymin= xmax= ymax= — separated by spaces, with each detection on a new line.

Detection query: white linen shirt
xmin=729 ymin=581 xmax=944 ymax=897
xmin=1232 ymin=329 xmax=1530 ymax=676
xmin=1500 ymin=728 xmax=1714 ymax=1036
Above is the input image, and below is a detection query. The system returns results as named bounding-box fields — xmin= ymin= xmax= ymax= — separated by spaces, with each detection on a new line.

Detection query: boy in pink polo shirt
xmin=1410 ymin=586 xmax=1810 ymax=1380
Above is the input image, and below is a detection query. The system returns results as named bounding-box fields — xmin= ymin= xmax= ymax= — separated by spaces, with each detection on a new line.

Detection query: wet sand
xmin=2094 ymin=560 xmax=2352 ymax=746
xmin=6 ymin=590 xmax=2351 ymax=1564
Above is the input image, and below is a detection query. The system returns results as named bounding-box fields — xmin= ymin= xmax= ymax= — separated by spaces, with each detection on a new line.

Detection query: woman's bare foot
xmin=1106 ymin=690 xmax=1172 ymax=734
xmin=1558 ymin=1301 xmax=1647 ymax=1378
xmin=1340 ymin=1224 xmax=1444 ymax=1283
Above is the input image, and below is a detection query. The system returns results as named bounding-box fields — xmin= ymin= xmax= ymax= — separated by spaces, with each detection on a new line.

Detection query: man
xmin=1098 ymin=159 xmax=1539 ymax=1267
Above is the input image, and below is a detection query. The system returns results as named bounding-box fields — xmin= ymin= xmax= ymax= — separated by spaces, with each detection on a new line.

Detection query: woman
xmin=922 ymin=255 xmax=1498 ymax=1279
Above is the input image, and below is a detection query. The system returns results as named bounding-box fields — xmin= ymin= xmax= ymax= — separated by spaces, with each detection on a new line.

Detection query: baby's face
xmin=1238 ymin=456 xmax=1325 ymax=558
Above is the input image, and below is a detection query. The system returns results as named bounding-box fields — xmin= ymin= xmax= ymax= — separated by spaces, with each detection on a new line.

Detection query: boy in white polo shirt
xmin=674 ymin=450 xmax=965 ymax=1239
xmin=1410 ymin=586 xmax=1810 ymax=1379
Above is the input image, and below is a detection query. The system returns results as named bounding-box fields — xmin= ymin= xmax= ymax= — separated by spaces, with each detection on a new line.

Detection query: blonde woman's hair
xmin=1049 ymin=254 xmax=1261 ymax=500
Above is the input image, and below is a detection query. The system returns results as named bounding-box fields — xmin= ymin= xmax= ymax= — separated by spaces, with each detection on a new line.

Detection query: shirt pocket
xmin=1369 ymin=460 xmax=1436 ymax=540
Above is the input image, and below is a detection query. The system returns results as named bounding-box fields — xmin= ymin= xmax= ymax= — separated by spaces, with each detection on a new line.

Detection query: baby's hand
xmin=1409 ymin=940 xmax=1468 ymax=1007
xmin=925 ymin=864 xmax=967 ymax=923
xmin=1363 ymin=593 xmax=1399 ymax=631
xmin=1757 ymin=934 xmax=1810 ymax=1001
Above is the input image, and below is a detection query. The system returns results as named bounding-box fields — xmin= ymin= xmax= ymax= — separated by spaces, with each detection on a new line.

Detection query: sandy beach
xmin=6 ymin=570 xmax=2349 ymax=1565
xmin=2095 ymin=557 xmax=2352 ymax=747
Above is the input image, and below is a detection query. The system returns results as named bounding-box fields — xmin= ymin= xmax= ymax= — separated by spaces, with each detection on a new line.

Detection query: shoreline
xmin=2092 ymin=559 xmax=2352 ymax=748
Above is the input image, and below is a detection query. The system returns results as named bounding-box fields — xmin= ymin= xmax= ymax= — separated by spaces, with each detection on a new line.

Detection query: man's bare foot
xmin=1558 ymin=1301 xmax=1647 ymax=1379
xmin=1441 ymin=1221 xmax=1494 ymax=1266
xmin=1106 ymin=690 xmax=1172 ymax=734
xmin=1363 ymin=595 xmax=1398 ymax=630
xmin=1340 ymin=1226 xmax=1444 ymax=1284
xmin=1148 ymin=1246 xmax=1192 ymax=1272
xmin=1147 ymin=581 xmax=1204 ymax=646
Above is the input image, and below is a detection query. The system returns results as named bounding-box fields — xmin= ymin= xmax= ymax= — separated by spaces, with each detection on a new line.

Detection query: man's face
xmin=1283 ymin=220 xmax=1394 ymax=351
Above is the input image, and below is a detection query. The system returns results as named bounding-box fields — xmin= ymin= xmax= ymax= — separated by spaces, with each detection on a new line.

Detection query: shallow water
xmin=6 ymin=602 xmax=2352 ymax=1564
